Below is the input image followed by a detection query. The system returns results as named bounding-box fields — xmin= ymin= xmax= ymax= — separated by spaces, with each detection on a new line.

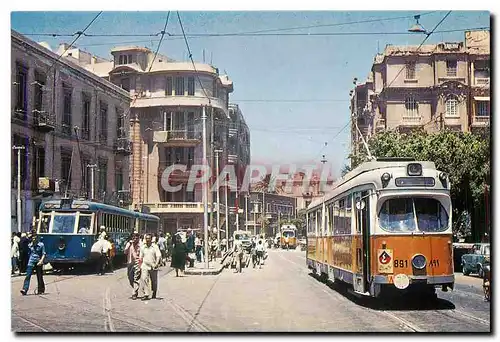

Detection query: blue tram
xmin=36 ymin=199 xmax=160 ymax=270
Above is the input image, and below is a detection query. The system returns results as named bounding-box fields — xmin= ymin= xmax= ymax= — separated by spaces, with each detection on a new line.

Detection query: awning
xmin=474 ymin=96 xmax=490 ymax=101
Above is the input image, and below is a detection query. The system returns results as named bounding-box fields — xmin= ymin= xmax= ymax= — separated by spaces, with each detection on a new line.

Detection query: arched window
xmin=445 ymin=97 xmax=459 ymax=117
xmin=405 ymin=95 xmax=418 ymax=117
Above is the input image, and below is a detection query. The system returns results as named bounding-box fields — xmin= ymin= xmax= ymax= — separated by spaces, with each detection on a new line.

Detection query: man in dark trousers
xmin=186 ymin=229 xmax=195 ymax=268
xmin=19 ymin=232 xmax=30 ymax=274
xmin=20 ymin=231 xmax=46 ymax=295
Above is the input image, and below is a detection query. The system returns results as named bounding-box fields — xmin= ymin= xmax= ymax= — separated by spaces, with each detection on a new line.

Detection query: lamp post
xmin=214 ymin=149 xmax=223 ymax=246
xmin=245 ymin=193 xmax=249 ymax=232
xmin=13 ymin=145 xmax=25 ymax=232
xmin=202 ymin=106 xmax=209 ymax=269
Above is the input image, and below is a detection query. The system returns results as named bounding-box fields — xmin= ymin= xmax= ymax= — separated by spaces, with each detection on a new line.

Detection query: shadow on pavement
xmin=308 ymin=272 xmax=456 ymax=311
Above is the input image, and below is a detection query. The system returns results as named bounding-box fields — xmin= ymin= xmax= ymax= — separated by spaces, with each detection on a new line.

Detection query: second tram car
xmin=36 ymin=199 xmax=160 ymax=270
xmin=306 ymin=158 xmax=454 ymax=299
xmin=280 ymin=224 xmax=297 ymax=249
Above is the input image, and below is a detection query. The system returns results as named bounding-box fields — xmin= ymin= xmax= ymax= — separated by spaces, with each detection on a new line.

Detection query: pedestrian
xmin=209 ymin=235 xmax=218 ymax=261
xmin=221 ymin=237 xmax=227 ymax=253
xmin=139 ymin=233 xmax=162 ymax=300
xmin=195 ymin=234 xmax=202 ymax=262
xmin=11 ymin=232 xmax=20 ymax=275
xmin=186 ymin=229 xmax=195 ymax=267
xmin=232 ymin=239 xmax=244 ymax=273
xmin=124 ymin=233 xmax=141 ymax=300
xmin=98 ymin=226 xmax=107 ymax=240
xmin=171 ymin=234 xmax=187 ymax=277
xmin=19 ymin=232 xmax=30 ymax=274
xmin=166 ymin=233 xmax=173 ymax=262
xmin=20 ymin=231 xmax=46 ymax=295
xmin=157 ymin=232 xmax=167 ymax=266
xmin=107 ymin=237 xmax=116 ymax=273
xmin=90 ymin=237 xmax=109 ymax=275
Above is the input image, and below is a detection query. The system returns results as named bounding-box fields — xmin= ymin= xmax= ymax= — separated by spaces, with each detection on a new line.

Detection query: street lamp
xmin=408 ymin=15 xmax=428 ymax=34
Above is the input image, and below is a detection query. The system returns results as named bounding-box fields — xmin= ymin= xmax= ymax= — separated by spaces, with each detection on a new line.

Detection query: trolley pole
xmin=214 ymin=149 xmax=223 ymax=246
xmin=245 ymin=194 xmax=249 ymax=232
xmin=87 ymin=164 xmax=97 ymax=200
xmin=13 ymin=145 xmax=25 ymax=233
xmin=202 ymin=106 xmax=209 ymax=269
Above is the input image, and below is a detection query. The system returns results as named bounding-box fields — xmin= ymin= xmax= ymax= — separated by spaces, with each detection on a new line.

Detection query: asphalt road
xmin=11 ymin=249 xmax=491 ymax=332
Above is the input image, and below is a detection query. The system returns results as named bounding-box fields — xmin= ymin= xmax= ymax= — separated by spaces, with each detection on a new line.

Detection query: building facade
xmin=350 ymin=30 xmax=490 ymax=159
xmin=82 ymin=46 xmax=250 ymax=235
xmin=11 ymin=30 xmax=131 ymax=232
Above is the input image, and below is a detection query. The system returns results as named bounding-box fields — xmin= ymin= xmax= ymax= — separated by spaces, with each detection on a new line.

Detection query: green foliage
xmin=348 ymin=129 xmax=490 ymax=239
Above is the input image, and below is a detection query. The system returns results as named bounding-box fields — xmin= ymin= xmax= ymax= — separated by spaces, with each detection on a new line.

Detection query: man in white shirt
xmin=139 ymin=234 xmax=162 ymax=300
xmin=91 ymin=238 xmax=110 ymax=275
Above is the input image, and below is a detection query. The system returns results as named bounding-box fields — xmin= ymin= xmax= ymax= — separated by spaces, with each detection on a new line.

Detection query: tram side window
xmin=39 ymin=215 xmax=51 ymax=233
xmin=327 ymin=204 xmax=333 ymax=234
xmin=78 ymin=215 xmax=92 ymax=234
xmin=345 ymin=194 xmax=352 ymax=234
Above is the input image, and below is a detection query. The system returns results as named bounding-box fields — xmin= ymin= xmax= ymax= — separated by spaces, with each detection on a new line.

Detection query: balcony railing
xmin=472 ymin=115 xmax=490 ymax=125
xmin=142 ymin=202 xmax=204 ymax=213
xmin=475 ymin=78 xmax=490 ymax=86
xmin=33 ymin=110 xmax=55 ymax=132
xmin=152 ymin=130 xmax=200 ymax=144
xmin=402 ymin=115 xmax=422 ymax=123
xmin=114 ymin=137 xmax=132 ymax=154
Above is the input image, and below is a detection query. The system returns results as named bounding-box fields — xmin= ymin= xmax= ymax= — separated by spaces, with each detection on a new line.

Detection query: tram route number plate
xmin=377 ymin=249 xmax=393 ymax=273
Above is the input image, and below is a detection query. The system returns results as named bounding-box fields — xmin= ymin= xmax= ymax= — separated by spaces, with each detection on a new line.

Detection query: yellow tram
xmin=306 ymin=158 xmax=454 ymax=298
xmin=280 ymin=224 xmax=297 ymax=249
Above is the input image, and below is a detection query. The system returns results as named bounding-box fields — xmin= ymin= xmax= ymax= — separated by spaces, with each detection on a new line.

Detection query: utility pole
xmin=245 ymin=193 xmax=249 ymax=232
xmin=225 ymin=174 xmax=229 ymax=249
xmin=214 ymin=149 xmax=223 ymax=246
xmin=210 ymin=109 xmax=215 ymax=233
xmin=202 ymin=106 xmax=209 ymax=268
xmin=253 ymin=201 xmax=257 ymax=236
xmin=87 ymin=164 xmax=97 ymax=200
xmin=13 ymin=145 xmax=25 ymax=233
xmin=235 ymin=188 xmax=239 ymax=231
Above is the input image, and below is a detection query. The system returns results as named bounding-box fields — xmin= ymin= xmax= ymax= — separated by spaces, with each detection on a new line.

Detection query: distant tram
xmin=280 ymin=224 xmax=297 ymax=249
xmin=306 ymin=158 xmax=454 ymax=299
xmin=36 ymin=199 xmax=160 ymax=270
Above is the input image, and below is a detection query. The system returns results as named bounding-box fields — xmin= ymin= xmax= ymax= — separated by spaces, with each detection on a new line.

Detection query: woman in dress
xmin=171 ymin=234 xmax=188 ymax=277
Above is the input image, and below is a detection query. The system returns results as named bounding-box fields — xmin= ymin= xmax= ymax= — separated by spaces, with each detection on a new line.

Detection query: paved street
xmin=11 ymin=249 xmax=490 ymax=332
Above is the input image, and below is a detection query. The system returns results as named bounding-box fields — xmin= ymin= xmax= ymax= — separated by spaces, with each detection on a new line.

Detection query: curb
xmin=184 ymin=264 xmax=225 ymax=275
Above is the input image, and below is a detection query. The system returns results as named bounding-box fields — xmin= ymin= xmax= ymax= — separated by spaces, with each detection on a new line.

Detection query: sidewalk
xmin=184 ymin=257 xmax=226 ymax=275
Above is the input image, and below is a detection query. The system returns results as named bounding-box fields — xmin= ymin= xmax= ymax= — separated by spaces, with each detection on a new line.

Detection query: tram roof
xmin=39 ymin=199 xmax=160 ymax=221
xmin=307 ymin=159 xmax=438 ymax=210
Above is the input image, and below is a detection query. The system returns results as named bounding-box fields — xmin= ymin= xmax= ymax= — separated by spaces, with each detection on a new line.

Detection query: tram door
xmin=354 ymin=191 xmax=370 ymax=294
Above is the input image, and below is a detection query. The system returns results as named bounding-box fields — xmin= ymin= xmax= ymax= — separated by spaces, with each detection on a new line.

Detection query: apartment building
xmin=11 ymin=30 xmax=131 ymax=232
xmin=81 ymin=46 xmax=250 ymax=234
xmin=350 ymin=30 xmax=490 ymax=158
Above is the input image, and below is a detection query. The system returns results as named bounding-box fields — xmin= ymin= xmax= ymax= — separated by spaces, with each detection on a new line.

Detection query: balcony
xmin=227 ymin=154 xmax=238 ymax=164
xmin=114 ymin=137 xmax=132 ymax=155
xmin=142 ymin=202 xmax=204 ymax=214
xmin=33 ymin=110 xmax=55 ymax=132
xmin=152 ymin=130 xmax=200 ymax=147
xmin=401 ymin=115 xmax=423 ymax=125
xmin=375 ymin=119 xmax=386 ymax=132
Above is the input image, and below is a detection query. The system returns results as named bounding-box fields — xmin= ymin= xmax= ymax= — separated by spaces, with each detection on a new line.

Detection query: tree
xmin=349 ymin=129 xmax=490 ymax=241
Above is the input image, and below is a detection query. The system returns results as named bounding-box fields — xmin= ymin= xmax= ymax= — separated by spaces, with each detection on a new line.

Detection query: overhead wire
xmin=147 ymin=12 xmax=171 ymax=73
xmin=46 ymin=11 xmax=103 ymax=75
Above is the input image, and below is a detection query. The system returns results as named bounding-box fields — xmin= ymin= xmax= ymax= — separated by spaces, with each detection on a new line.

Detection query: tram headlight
xmin=407 ymin=163 xmax=422 ymax=176
xmin=381 ymin=172 xmax=391 ymax=188
xmin=412 ymin=254 xmax=427 ymax=269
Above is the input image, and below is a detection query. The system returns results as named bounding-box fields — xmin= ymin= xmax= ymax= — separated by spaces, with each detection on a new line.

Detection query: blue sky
xmin=10 ymin=11 xmax=490 ymax=176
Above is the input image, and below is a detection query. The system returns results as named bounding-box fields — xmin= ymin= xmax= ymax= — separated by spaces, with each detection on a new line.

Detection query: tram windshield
xmin=39 ymin=214 xmax=51 ymax=233
xmin=282 ymin=230 xmax=295 ymax=238
xmin=77 ymin=214 xmax=92 ymax=234
xmin=379 ymin=197 xmax=449 ymax=233
xmin=51 ymin=214 xmax=76 ymax=234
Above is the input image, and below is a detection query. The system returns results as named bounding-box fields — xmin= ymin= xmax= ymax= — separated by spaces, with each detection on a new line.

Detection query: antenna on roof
xmin=210 ymin=52 xmax=213 ymax=65
xmin=203 ymin=49 xmax=205 ymax=63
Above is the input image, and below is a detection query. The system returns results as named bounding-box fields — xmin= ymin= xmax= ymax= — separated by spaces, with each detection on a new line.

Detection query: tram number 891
xmin=394 ymin=259 xmax=408 ymax=268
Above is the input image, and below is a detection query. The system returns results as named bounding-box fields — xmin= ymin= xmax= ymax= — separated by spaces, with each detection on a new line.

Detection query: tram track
xmin=12 ymin=313 xmax=50 ymax=332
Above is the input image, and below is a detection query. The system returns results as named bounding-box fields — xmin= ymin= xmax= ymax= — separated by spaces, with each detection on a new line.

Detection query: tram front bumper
xmin=373 ymin=274 xmax=455 ymax=285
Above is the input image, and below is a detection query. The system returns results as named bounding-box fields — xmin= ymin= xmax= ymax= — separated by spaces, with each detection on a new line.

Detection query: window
xmin=51 ymin=214 xmax=76 ymax=234
xmin=77 ymin=215 xmax=92 ymax=234
xmin=99 ymin=101 xmax=108 ymax=143
xmin=62 ymin=84 xmax=72 ymax=134
xmin=115 ymin=168 xmax=123 ymax=191
xmin=175 ymin=77 xmax=184 ymax=96
xmin=33 ymin=146 xmax=45 ymax=190
xmin=15 ymin=63 xmax=28 ymax=119
xmin=166 ymin=77 xmax=173 ymax=96
xmin=378 ymin=197 xmax=449 ymax=233
xmin=446 ymin=59 xmax=457 ymax=77
xmin=477 ymin=101 xmax=490 ymax=116
xmin=406 ymin=61 xmax=416 ymax=79
xmin=405 ymin=95 xmax=418 ymax=117
xmin=61 ymin=150 xmax=72 ymax=189
xmin=118 ymin=55 xmax=132 ymax=65
xmin=187 ymin=76 xmax=195 ymax=96
xmin=120 ymin=78 xmax=130 ymax=91
xmin=116 ymin=107 xmax=125 ymax=139
xmin=33 ymin=71 xmax=45 ymax=115
xmin=98 ymin=159 xmax=108 ymax=193
xmin=445 ymin=98 xmax=459 ymax=117
xmin=82 ymin=94 xmax=91 ymax=140
xmin=213 ymin=79 xmax=218 ymax=98
xmin=474 ymin=59 xmax=490 ymax=82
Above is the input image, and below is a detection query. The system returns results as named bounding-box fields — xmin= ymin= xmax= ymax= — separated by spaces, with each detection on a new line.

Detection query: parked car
xmin=461 ymin=243 xmax=490 ymax=277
